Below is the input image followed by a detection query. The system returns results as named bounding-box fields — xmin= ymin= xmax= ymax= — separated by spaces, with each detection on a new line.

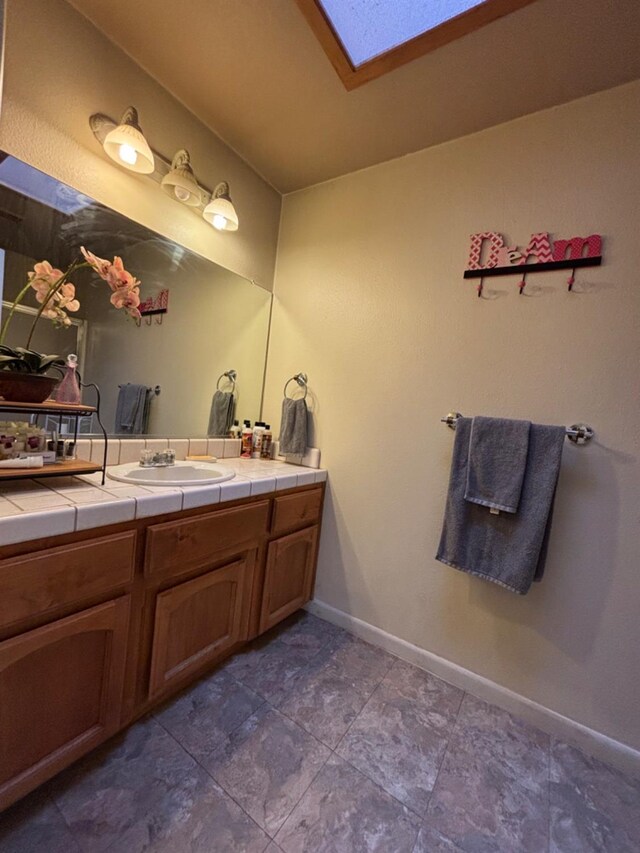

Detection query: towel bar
xmin=440 ymin=412 xmax=594 ymax=444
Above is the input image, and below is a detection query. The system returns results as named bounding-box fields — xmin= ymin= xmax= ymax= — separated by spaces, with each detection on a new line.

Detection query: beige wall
xmin=264 ymin=82 xmax=640 ymax=749
xmin=0 ymin=0 xmax=281 ymax=290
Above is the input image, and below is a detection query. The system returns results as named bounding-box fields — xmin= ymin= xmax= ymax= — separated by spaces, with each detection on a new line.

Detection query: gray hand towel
xmin=208 ymin=390 xmax=234 ymax=437
xmin=115 ymin=384 xmax=148 ymax=434
xmin=465 ymin=416 xmax=530 ymax=513
xmin=436 ymin=417 xmax=565 ymax=594
xmin=280 ymin=397 xmax=308 ymax=456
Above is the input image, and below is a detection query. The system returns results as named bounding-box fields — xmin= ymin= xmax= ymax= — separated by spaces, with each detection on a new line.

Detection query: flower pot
xmin=0 ymin=372 xmax=59 ymax=404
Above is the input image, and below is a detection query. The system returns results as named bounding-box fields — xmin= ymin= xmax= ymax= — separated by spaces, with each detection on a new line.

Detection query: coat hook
xmin=518 ymin=274 xmax=527 ymax=295
xmin=476 ymin=278 xmax=484 ymax=298
xmin=567 ymin=269 xmax=576 ymax=292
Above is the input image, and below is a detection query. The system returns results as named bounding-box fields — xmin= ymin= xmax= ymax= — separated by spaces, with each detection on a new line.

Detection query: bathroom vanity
xmin=0 ymin=476 xmax=325 ymax=811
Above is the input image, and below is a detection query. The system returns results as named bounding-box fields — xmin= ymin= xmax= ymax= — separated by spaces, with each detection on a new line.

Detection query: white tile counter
xmin=0 ymin=459 xmax=327 ymax=547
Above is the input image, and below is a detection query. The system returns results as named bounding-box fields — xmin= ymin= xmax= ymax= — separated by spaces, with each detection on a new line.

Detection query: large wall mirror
xmin=0 ymin=153 xmax=272 ymax=436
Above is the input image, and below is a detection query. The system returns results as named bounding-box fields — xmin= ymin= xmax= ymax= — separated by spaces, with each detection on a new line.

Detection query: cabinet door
xmin=148 ymin=554 xmax=253 ymax=700
xmin=0 ymin=597 xmax=130 ymax=811
xmin=260 ymin=526 xmax=319 ymax=633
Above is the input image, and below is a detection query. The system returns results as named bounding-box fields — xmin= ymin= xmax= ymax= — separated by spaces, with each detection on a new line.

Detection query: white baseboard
xmin=305 ymin=598 xmax=640 ymax=779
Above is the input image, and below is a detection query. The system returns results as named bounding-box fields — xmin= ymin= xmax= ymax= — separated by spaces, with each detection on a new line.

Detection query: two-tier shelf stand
xmin=0 ymin=387 xmax=109 ymax=484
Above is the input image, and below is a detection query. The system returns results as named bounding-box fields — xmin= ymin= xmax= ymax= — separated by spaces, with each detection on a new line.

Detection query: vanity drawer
xmin=0 ymin=532 xmax=136 ymax=632
xmin=145 ymin=501 xmax=270 ymax=581
xmin=271 ymin=487 xmax=323 ymax=537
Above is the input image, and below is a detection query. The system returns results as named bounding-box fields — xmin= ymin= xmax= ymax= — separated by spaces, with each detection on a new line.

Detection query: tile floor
xmin=1 ymin=612 xmax=639 ymax=852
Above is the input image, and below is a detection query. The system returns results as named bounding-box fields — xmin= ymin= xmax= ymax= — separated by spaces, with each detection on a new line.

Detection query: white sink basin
xmin=107 ymin=460 xmax=236 ymax=487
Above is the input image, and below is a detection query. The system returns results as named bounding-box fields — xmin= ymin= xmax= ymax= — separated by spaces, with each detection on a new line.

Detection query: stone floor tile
xmin=274 ymin=662 xmax=375 ymax=748
xmin=276 ymin=754 xmax=420 ymax=853
xmin=107 ymin=771 xmax=270 ymax=853
xmin=323 ymin=634 xmax=397 ymax=692
xmin=335 ymin=663 xmax=461 ymax=815
xmin=273 ymin=610 xmax=347 ymax=655
xmin=0 ymin=789 xmax=80 ymax=853
xmin=375 ymin=659 xmax=463 ymax=733
xmin=222 ymin=637 xmax=314 ymax=700
xmin=413 ymin=824 xmax=462 ymax=852
xmin=154 ymin=668 xmax=264 ymax=762
xmin=425 ymin=695 xmax=550 ymax=853
xmin=549 ymin=738 xmax=640 ymax=853
xmin=204 ymin=704 xmax=331 ymax=835
xmin=452 ymin=694 xmax=550 ymax=785
xmin=50 ymin=717 xmax=199 ymax=852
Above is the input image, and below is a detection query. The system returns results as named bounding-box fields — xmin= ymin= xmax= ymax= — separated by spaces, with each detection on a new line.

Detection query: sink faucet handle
xmin=163 ymin=449 xmax=176 ymax=466
xmin=139 ymin=449 xmax=155 ymax=467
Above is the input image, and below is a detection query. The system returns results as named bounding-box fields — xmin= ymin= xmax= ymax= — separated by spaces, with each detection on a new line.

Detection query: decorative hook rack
xmin=136 ymin=289 xmax=169 ymax=326
xmin=465 ymin=231 xmax=603 ymax=297
xmin=440 ymin=412 xmax=594 ymax=445
xmin=283 ymin=372 xmax=308 ymax=400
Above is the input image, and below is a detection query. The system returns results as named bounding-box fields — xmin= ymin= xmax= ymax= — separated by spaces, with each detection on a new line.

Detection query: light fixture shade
xmin=203 ymin=182 xmax=239 ymax=231
xmin=161 ymin=149 xmax=201 ymax=206
xmin=103 ymin=107 xmax=155 ymax=174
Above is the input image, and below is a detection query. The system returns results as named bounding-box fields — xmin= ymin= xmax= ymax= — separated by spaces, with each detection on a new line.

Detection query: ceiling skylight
xmin=296 ymin=0 xmax=534 ymax=89
xmin=319 ymin=0 xmax=488 ymax=66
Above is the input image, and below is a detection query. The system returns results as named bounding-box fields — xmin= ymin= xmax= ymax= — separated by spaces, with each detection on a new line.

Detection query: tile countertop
xmin=0 ymin=458 xmax=327 ymax=548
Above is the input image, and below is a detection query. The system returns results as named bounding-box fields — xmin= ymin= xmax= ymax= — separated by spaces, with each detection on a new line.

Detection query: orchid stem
xmin=0 ymin=282 xmax=34 ymax=345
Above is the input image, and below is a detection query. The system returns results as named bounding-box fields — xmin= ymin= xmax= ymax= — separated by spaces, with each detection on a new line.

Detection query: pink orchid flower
xmin=80 ymin=246 xmax=111 ymax=277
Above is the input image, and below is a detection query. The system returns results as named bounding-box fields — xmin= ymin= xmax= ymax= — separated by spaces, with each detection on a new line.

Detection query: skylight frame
xmin=295 ymin=0 xmax=537 ymax=90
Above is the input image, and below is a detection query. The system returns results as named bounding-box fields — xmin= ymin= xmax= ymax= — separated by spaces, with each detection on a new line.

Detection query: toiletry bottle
xmin=229 ymin=419 xmax=240 ymax=439
xmin=252 ymin=422 xmax=265 ymax=458
xmin=260 ymin=424 xmax=273 ymax=459
xmin=53 ymin=354 xmax=81 ymax=404
xmin=241 ymin=421 xmax=253 ymax=458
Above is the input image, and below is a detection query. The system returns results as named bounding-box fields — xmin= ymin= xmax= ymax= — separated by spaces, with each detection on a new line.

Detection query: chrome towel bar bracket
xmin=440 ymin=412 xmax=594 ymax=444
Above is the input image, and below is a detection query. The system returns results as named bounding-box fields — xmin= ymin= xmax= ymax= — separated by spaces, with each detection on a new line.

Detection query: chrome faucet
xmin=139 ymin=449 xmax=176 ymax=468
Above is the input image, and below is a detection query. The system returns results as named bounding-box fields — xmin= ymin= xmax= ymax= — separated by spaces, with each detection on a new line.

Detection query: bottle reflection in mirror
xmin=53 ymin=354 xmax=82 ymax=404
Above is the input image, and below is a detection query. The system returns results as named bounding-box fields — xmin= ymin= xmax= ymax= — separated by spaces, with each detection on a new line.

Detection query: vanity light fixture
xmin=203 ymin=182 xmax=239 ymax=231
xmin=102 ymin=106 xmax=155 ymax=174
xmin=90 ymin=110 xmax=239 ymax=232
xmin=161 ymin=149 xmax=201 ymax=206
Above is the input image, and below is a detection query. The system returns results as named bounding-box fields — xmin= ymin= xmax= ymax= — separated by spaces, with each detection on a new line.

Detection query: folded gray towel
xmin=208 ymin=390 xmax=234 ymax=437
xmin=115 ymin=384 xmax=149 ymax=434
xmin=436 ymin=417 xmax=565 ymax=594
xmin=465 ymin=416 xmax=530 ymax=513
xmin=280 ymin=397 xmax=308 ymax=456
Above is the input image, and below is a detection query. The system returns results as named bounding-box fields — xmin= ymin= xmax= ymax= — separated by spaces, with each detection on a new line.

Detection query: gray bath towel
xmin=436 ymin=417 xmax=565 ymax=594
xmin=465 ymin=416 xmax=530 ymax=513
xmin=280 ymin=397 xmax=308 ymax=456
xmin=115 ymin=384 xmax=149 ymax=434
xmin=208 ymin=390 xmax=234 ymax=437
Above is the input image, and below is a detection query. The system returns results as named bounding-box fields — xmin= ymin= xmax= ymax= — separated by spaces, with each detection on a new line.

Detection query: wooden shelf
xmin=0 ymin=458 xmax=102 ymax=481
xmin=0 ymin=400 xmax=97 ymax=415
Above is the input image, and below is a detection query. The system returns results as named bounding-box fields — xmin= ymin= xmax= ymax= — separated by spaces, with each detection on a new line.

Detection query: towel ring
xmin=216 ymin=369 xmax=237 ymax=393
xmin=284 ymin=372 xmax=308 ymax=400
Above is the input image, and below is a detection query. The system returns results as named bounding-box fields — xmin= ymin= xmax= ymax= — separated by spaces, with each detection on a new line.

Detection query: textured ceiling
xmin=68 ymin=0 xmax=640 ymax=193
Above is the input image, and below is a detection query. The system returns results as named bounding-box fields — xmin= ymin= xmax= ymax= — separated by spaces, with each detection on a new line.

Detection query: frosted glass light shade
xmin=103 ymin=107 xmax=154 ymax=174
xmin=203 ymin=183 xmax=239 ymax=231
xmin=161 ymin=150 xmax=201 ymax=206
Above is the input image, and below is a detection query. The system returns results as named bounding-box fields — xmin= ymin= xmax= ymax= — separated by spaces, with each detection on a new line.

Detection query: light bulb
xmin=213 ymin=214 xmax=228 ymax=230
xmin=174 ymin=185 xmax=191 ymax=202
xmin=119 ymin=143 xmax=138 ymax=166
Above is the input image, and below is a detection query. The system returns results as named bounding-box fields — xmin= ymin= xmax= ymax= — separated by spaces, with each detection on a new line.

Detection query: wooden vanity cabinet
xmin=0 ymin=596 xmax=130 ymax=809
xmin=0 ymin=482 xmax=324 ymax=812
xmin=260 ymin=526 xmax=319 ymax=633
xmin=148 ymin=551 xmax=257 ymax=701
